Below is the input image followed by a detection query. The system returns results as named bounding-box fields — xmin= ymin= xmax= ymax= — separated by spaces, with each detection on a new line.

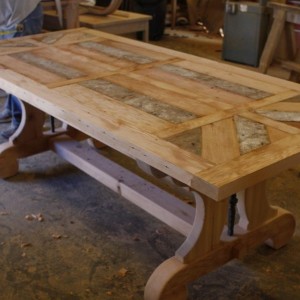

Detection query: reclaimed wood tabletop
xmin=1 ymin=28 xmax=300 ymax=200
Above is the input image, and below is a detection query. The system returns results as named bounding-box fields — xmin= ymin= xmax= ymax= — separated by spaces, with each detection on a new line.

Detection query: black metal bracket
xmin=228 ymin=194 xmax=238 ymax=236
xmin=50 ymin=116 xmax=55 ymax=133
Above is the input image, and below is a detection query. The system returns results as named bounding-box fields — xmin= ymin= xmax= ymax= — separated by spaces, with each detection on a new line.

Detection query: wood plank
xmin=77 ymin=78 xmax=197 ymax=124
xmin=59 ymin=43 xmax=134 ymax=68
xmin=127 ymin=71 xmax=215 ymax=100
xmin=11 ymin=51 xmax=86 ymax=79
xmin=281 ymin=60 xmax=300 ymax=72
xmin=158 ymin=63 xmax=272 ymax=100
xmin=136 ymin=67 xmax=252 ymax=106
xmin=239 ymin=111 xmax=300 ymax=134
xmin=51 ymin=137 xmax=194 ymax=236
xmin=33 ymin=28 xmax=102 ymax=46
xmin=157 ymin=111 xmax=235 ymax=139
xmin=45 ymin=71 xmax=119 ymax=88
xmin=0 ymin=55 xmax=64 ymax=84
xmin=128 ymin=72 xmax=234 ymax=111
xmin=0 ymin=37 xmax=45 ymax=55
xmin=201 ymin=118 xmax=240 ymax=164
xmin=75 ymin=39 xmax=159 ymax=65
xmin=55 ymin=83 xmax=172 ymax=132
xmin=104 ymin=40 xmax=175 ymax=62
xmin=267 ymin=126 xmax=290 ymax=143
xmin=194 ymin=134 xmax=300 ymax=200
xmin=177 ymin=60 xmax=287 ymax=94
xmin=259 ymin=8 xmax=286 ymax=73
xmin=257 ymin=101 xmax=300 ymax=112
xmin=107 ymin=73 xmax=218 ymax=116
xmin=79 ymin=10 xmax=151 ymax=27
xmin=32 ymin=46 xmax=118 ymax=74
xmin=245 ymin=90 xmax=300 ymax=110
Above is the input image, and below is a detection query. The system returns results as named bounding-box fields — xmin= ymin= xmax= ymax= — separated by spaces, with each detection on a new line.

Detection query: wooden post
xmin=64 ymin=0 xmax=80 ymax=28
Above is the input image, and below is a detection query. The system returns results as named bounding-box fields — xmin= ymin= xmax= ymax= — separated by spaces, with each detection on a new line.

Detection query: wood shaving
xmin=118 ymin=267 xmax=128 ymax=277
xmin=20 ymin=242 xmax=32 ymax=248
xmin=52 ymin=234 xmax=62 ymax=239
xmin=25 ymin=214 xmax=35 ymax=221
xmin=25 ymin=213 xmax=44 ymax=222
xmin=132 ymin=236 xmax=140 ymax=241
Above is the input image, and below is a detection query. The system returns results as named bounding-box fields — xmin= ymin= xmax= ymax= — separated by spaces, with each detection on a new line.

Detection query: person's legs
xmin=0 ymin=95 xmax=11 ymax=123
xmin=1 ymin=95 xmax=21 ymax=139
xmin=13 ymin=4 xmax=43 ymax=38
xmin=1 ymin=4 xmax=43 ymax=138
xmin=11 ymin=95 xmax=22 ymax=129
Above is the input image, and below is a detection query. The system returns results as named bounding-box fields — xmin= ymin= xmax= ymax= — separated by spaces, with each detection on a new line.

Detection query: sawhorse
xmin=259 ymin=2 xmax=300 ymax=81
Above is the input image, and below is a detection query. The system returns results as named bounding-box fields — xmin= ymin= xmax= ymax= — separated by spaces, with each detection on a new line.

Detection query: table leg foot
xmin=0 ymin=101 xmax=52 ymax=178
xmin=144 ymin=245 xmax=234 ymax=300
xmin=144 ymin=257 xmax=188 ymax=300
xmin=0 ymin=143 xmax=18 ymax=178
xmin=144 ymin=192 xmax=229 ymax=300
xmin=144 ymin=206 xmax=295 ymax=300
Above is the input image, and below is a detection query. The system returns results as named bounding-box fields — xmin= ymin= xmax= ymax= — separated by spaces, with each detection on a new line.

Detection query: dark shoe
xmin=0 ymin=109 xmax=12 ymax=123
xmin=1 ymin=126 xmax=18 ymax=139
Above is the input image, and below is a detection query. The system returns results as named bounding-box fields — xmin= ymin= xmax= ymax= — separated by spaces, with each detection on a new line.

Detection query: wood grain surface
xmin=1 ymin=28 xmax=300 ymax=200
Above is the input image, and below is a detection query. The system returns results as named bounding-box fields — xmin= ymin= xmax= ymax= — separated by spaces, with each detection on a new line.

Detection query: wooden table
xmin=79 ymin=10 xmax=152 ymax=42
xmin=44 ymin=9 xmax=151 ymax=42
xmin=0 ymin=28 xmax=298 ymax=299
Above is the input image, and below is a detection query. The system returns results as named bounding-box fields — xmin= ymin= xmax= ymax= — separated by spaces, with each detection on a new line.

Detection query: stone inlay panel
xmin=81 ymin=79 xmax=197 ymax=123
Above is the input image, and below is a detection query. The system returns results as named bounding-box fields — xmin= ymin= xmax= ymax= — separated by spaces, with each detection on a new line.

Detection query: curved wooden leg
xmin=175 ymin=192 xmax=228 ymax=263
xmin=145 ymin=181 xmax=296 ymax=300
xmin=236 ymin=181 xmax=295 ymax=249
xmin=145 ymin=241 xmax=237 ymax=300
xmin=10 ymin=101 xmax=45 ymax=144
xmin=0 ymin=101 xmax=47 ymax=178
xmin=237 ymin=181 xmax=277 ymax=231
xmin=145 ymin=209 xmax=296 ymax=300
xmin=145 ymin=192 xmax=229 ymax=299
xmin=144 ymin=257 xmax=188 ymax=300
xmin=0 ymin=143 xmax=19 ymax=178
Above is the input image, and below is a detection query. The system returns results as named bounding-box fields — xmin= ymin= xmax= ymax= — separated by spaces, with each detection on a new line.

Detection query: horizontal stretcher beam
xmin=50 ymin=135 xmax=194 ymax=236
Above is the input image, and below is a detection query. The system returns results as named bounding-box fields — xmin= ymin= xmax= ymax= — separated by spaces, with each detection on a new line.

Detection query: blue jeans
xmin=2 ymin=4 xmax=43 ymax=128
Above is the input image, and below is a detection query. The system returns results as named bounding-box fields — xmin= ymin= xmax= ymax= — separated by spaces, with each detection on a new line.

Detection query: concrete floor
xmin=0 ymin=30 xmax=300 ymax=300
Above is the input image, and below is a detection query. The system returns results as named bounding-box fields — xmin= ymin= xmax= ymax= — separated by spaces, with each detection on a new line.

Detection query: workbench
xmin=79 ymin=10 xmax=151 ymax=42
xmin=0 ymin=28 xmax=298 ymax=299
xmin=259 ymin=2 xmax=300 ymax=78
xmin=43 ymin=8 xmax=151 ymax=42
